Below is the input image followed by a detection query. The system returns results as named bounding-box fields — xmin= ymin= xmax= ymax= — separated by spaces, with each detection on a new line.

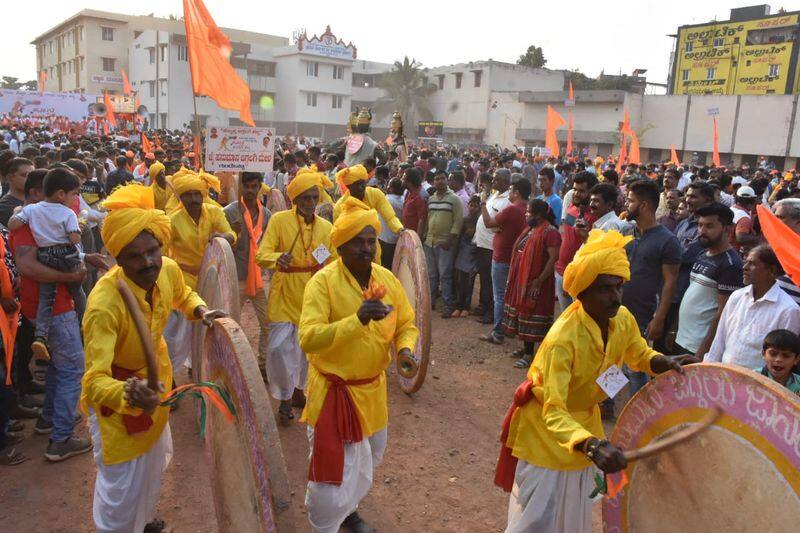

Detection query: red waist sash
xmin=494 ymin=380 xmax=534 ymax=492
xmin=308 ymin=371 xmax=381 ymax=485
xmin=99 ymin=365 xmax=154 ymax=435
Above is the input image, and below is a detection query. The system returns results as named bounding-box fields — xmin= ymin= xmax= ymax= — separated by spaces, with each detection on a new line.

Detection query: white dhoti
xmin=505 ymin=460 xmax=597 ymax=533
xmin=266 ymin=322 xmax=308 ymax=400
xmin=89 ymin=411 xmax=173 ymax=533
xmin=164 ymin=310 xmax=193 ymax=370
xmin=305 ymin=426 xmax=387 ymax=533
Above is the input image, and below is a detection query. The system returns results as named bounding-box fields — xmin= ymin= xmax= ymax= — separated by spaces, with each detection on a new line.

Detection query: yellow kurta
xmin=255 ymin=208 xmax=336 ymax=324
xmin=506 ymin=303 xmax=658 ymax=471
xmin=152 ymin=181 xmax=172 ymax=212
xmin=298 ymin=259 xmax=418 ymax=437
xmin=169 ymin=203 xmax=236 ymax=289
xmin=81 ymin=258 xmax=205 ymax=465
xmin=333 ymin=187 xmax=404 ymax=233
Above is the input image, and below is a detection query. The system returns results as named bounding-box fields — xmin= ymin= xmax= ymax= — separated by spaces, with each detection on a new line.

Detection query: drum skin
xmin=390 ymin=230 xmax=431 ymax=394
xmin=191 ymin=237 xmax=241 ymax=377
xmin=202 ymin=318 xmax=296 ymax=532
xmin=603 ymin=363 xmax=800 ymax=533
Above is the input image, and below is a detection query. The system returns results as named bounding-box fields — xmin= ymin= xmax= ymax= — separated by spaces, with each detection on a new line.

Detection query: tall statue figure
xmin=344 ymin=107 xmax=379 ymax=167
xmin=389 ymin=111 xmax=408 ymax=162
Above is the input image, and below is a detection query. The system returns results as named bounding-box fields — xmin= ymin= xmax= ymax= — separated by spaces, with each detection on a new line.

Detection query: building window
xmin=306 ymin=61 xmax=319 ymax=77
xmin=177 ymin=45 xmax=188 ymax=61
xmin=79 ymin=57 xmax=84 ymax=72
xmin=79 ymin=27 xmax=84 ymax=41
xmin=332 ymin=94 xmax=343 ymax=109
xmin=333 ymin=65 xmax=344 ymax=80
xmin=49 ymin=41 xmax=53 ymax=54
xmin=706 ymin=67 xmax=715 ymax=80
xmin=769 ymin=64 xmax=780 ymax=77
xmin=160 ymin=45 xmax=167 ymax=62
xmin=474 ymin=70 xmax=482 ymax=87
xmin=102 ymin=57 xmax=116 ymax=72
xmin=148 ymin=48 xmax=155 ymax=64
xmin=148 ymin=81 xmax=155 ymax=98
xmin=455 ymin=72 xmax=463 ymax=89
xmin=685 ymin=41 xmax=693 ymax=53
xmin=306 ymin=92 xmax=317 ymax=107
xmin=682 ymin=69 xmax=690 ymax=82
xmin=102 ymin=27 xmax=114 ymax=41
xmin=437 ymin=75 xmax=445 ymax=90
xmin=713 ymin=37 xmax=724 ymax=47
xmin=160 ymin=80 xmax=167 ymax=96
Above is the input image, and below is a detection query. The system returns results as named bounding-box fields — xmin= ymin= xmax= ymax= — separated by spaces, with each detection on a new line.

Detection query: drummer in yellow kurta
xmin=82 ymin=184 xmax=223 ymax=533
xmin=148 ymin=161 xmax=172 ymax=212
xmin=333 ymin=165 xmax=402 ymax=259
xmin=163 ymin=168 xmax=223 ymax=214
xmin=298 ymin=197 xmax=418 ymax=533
xmin=494 ymin=230 xmax=688 ymax=533
xmin=165 ymin=171 xmax=235 ymax=369
xmin=255 ymin=168 xmax=337 ymax=423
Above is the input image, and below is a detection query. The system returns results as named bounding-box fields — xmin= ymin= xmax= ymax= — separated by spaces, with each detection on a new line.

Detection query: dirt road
xmin=4 ymin=305 xmax=607 ymax=532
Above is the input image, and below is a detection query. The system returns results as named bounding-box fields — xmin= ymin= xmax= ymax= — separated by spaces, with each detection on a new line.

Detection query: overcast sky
xmin=3 ymin=1 xmax=787 ymax=85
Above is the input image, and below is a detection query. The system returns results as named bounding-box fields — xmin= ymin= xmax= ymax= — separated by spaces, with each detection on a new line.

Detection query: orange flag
xmin=670 ymin=144 xmax=680 ymax=165
xmin=103 ymin=91 xmax=117 ymax=129
xmin=566 ymin=111 xmax=574 ymax=156
xmin=154 ymin=133 xmax=163 ymax=149
xmin=619 ymin=109 xmax=630 ymax=165
xmin=183 ymin=0 xmax=254 ymax=126
xmin=121 ymin=68 xmax=133 ymax=95
xmin=627 ymin=131 xmax=641 ymax=165
xmin=38 ymin=70 xmax=47 ymax=94
xmin=141 ymin=132 xmax=154 ymax=153
xmin=193 ymin=134 xmax=201 ymax=169
xmin=568 ymin=80 xmax=574 ymax=101
xmin=757 ymin=204 xmax=800 ymax=285
xmin=712 ymin=117 xmax=721 ymax=167
xmin=545 ymin=105 xmax=566 ymax=158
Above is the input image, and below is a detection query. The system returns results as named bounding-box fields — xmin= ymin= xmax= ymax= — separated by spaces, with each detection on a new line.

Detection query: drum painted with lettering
xmin=603 ymin=363 xmax=800 ymax=532
xmin=202 ymin=318 xmax=296 ymax=532
xmin=390 ymin=230 xmax=431 ymax=394
xmin=192 ymin=237 xmax=241 ymax=376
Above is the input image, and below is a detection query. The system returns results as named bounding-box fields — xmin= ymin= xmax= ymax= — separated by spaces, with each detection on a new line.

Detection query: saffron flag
xmin=193 ymin=134 xmax=201 ymax=169
xmin=183 ymin=0 xmax=254 ymax=126
xmin=568 ymin=81 xmax=574 ymax=101
xmin=566 ymin=111 xmax=574 ymax=156
xmin=38 ymin=70 xmax=47 ymax=94
xmin=712 ymin=117 xmax=721 ymax=167
xmin=121 ymin=69 xmax=133 ymax=95
xmin=141 ymin=132 xmax=154 ymax=153
xmin=103 ymin=91 xmax=117 ymax=129
xmin=618 ymin=108 xmax=630 ymax=165
xmin=154 ymin=133 xmax=163 ymax=150
xmin=670 ymin=144 xmax=680 ymax=165
xmin=545 ymin=105 xmax=566 ymax=158
xmin=757 ymin=204 xmax=800 ymax=285
xmin=627 ymin=131 xmax=641 ymax=165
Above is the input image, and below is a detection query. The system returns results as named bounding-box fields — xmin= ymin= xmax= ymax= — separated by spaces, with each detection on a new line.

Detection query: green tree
xmin=372 ymin=57 xmax=437 ymax=136
xmin=0 ymin=76 xmax=38 ymax=90
xmin=517 ymin=45 xmax=547 ymax=69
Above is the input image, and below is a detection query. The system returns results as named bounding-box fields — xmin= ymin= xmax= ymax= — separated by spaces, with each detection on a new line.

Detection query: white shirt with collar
xmin=593 ymin=210 xmax=634 ymax=236
xmin=705 ymin=281 xmax=800 ymax=369
xmin=473 ymin=190 xmax=510 ymax=250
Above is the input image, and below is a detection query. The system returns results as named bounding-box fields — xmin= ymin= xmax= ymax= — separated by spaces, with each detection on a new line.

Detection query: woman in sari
xmin=503 ymin=198 xmax=561 ymax=369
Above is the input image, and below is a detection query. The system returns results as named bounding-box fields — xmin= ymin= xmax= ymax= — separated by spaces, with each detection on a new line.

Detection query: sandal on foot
xmin=509 ymin=348 xmax=526 ymax=358
xmin=278 ymin=403 xmax=294 ymax=425
xmin=514 ymin=357 xmax=533 ymax=369
xmin=479 ymin=333 xmax=504 ymax=345
xmin=0 ymin=446 xmax=29 ymax=466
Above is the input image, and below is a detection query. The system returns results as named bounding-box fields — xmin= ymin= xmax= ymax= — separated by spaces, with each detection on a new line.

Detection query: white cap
xmin=736 ymin=185 xmax=756 ymax=198
xmin=732 ymin=176 xmax=748 ymax=187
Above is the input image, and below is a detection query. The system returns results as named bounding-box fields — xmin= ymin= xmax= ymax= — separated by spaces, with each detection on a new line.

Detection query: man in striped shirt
xmin=423 ymin=170 xmax=464 ymax=318
xmin=773 ymin=198 xmax=800 ymax=306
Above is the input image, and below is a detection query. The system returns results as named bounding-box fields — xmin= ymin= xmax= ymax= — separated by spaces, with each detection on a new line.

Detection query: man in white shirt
xmin=472 ymin=168 xmax=511 ymax=323
xmin=589 ymin=183 xmax=633 ymax=236
xmin=705 ymin=244 xmax=800 ymax=368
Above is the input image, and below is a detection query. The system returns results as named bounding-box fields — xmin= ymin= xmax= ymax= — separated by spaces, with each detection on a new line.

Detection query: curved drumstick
xmin=623 ymin=406 xmax=722 ymax=461
xmin=116 ymin=279 xmax=159 ymax=393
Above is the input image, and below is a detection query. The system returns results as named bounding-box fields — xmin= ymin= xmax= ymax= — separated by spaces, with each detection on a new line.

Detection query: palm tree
xmin=372 ymin=57 xmax=436 ymax=138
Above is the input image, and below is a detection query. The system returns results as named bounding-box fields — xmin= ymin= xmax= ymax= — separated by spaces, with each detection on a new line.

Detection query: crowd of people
xmin=0 ymin=117 xmax=799 ymax=533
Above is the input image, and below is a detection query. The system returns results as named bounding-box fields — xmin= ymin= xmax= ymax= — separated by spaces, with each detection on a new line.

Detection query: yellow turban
xmin=287 ymin=168 xmax=333 ymax=201
xmin=335 ymin=164 xmax=368 ymax=193
xmin=563 ymin=229 xmax=632 ymax=299
xmin=172 ymin=171 xmax=208 ymax=198
xmin=330 ymin=196 xmax=381 ymax=249
xmin=148 ymin=161 xmax=165 ymax=181
xmin=101 ymin=184 xmax=172 ymax=257
xmin=199 ymin=170 xmax=221 ymax=194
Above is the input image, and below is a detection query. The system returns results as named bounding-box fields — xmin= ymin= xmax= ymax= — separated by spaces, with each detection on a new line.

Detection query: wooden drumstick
xmin=622 ymin=406 xmax=722 ymax=462
xmin=116 ymin=279 xmax=159 ymax=393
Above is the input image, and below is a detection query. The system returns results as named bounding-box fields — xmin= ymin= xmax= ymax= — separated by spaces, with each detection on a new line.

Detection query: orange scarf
xmin=242 ymin=198 xmax=264 ymax=297
xmin=0 ymin=236 xmax=19 ymax=385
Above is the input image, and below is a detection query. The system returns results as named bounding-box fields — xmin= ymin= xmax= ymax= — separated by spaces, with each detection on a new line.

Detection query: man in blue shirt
xmin=536 ymin=167 xmax=562 ymax=226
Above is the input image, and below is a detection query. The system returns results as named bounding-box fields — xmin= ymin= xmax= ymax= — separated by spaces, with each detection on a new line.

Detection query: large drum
xmin=192 ymin=237 xmax=241 ymax=376
xmin=390 ymin=230 xmax=431 ymax=394
xmin=201 ymin=318 xmax=296 ymax=532
xmin=603 ymin=363 xmax=800 ymax=532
